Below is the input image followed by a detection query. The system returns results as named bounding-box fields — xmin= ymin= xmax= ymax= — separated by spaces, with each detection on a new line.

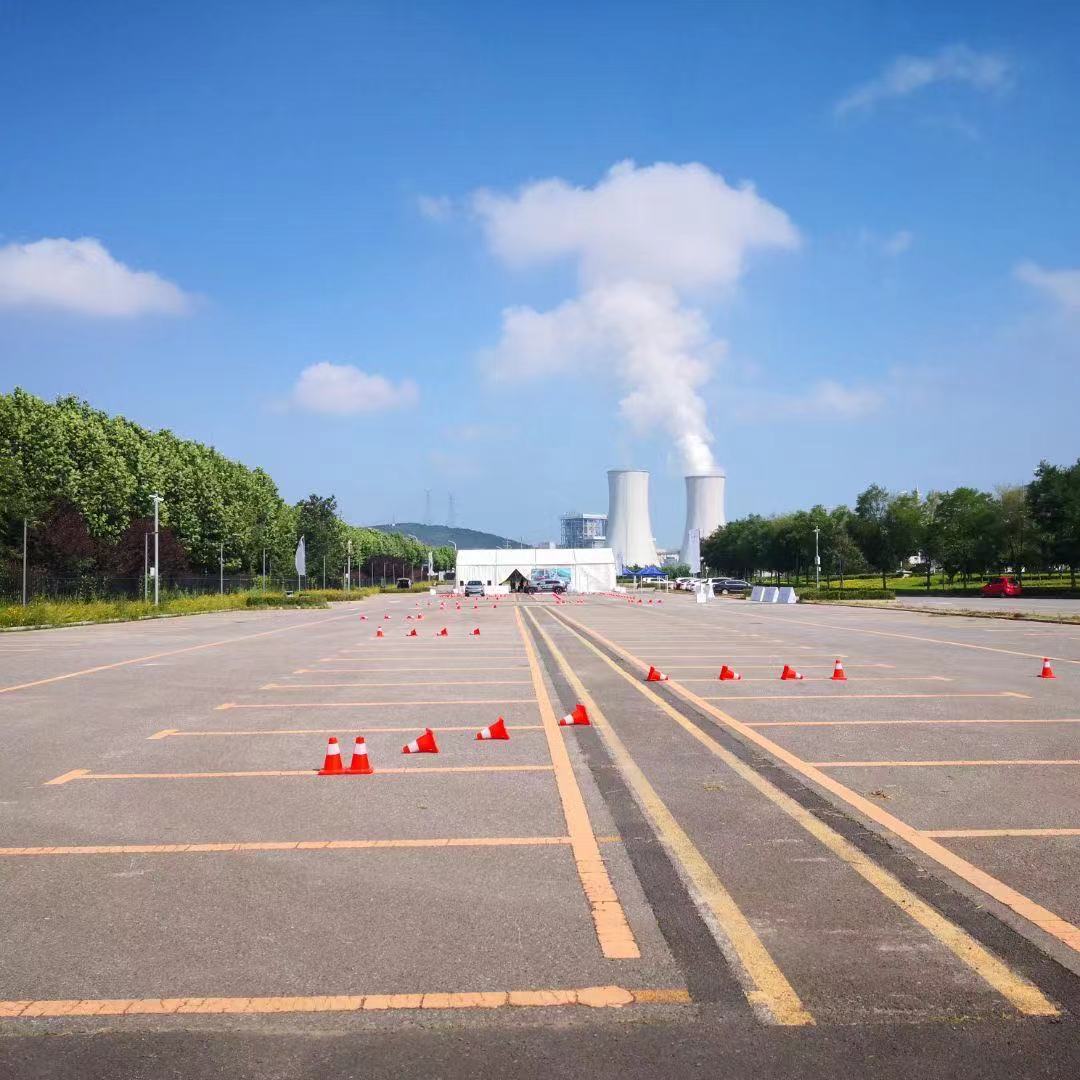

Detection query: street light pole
xmin=150 ymin=494 xmax=162 ymax=606
xmin=219 ymin=540 xmax=225 ymax=595
xmin=21 ymin=518 xmax=28 ymax=606
xmin=346 ymin=539 xmax=352 ymax=592
xmin=144 ymin=532 xmax=149 ymax=602
xmin=813 ymin=527 xmax=821 ymax=590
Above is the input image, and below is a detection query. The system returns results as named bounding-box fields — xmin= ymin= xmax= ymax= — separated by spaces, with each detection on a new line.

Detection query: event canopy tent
xmin=454 ymin=548 xmax=617 ymax=594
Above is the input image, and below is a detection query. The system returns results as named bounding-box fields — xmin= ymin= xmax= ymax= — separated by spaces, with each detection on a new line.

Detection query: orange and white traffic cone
xmin=402 ymin=728 xmax=439 ymax=754
xmin=437 ymin=627 xmax=448 ymax=637
xmin=718 ymin=665 xmax=742 ymax=681
xmin=383 ymin=614 xmax=391 ymax=620
xmin=1040 ymin=658 xmax=1057 ymax=679
xmin=476 ymin=717 xmax=509 ymax=740
xmin=346 ymin=736 xmax=373 ymax=775
xmin=360 ymin=614 xmax=367 ymax=621
xmin=472 ymin=627 xmax=481 ymax=636
xmin=318 ymin=736 xmax=345 ymax=775
xmin=559 ymin=703 xmax=590 ymax=726
xmin=831 ymin=659 xmax=847 ymax=682
xmin=646 ymin=665 xmax=668 ymax=682
xmin=375 ymin=627 xmax=384 ymax=638
xmin=780 ymin=665 xmax=805 ymax=681
xmin=407 ymin=628 xmax=418 ymax=637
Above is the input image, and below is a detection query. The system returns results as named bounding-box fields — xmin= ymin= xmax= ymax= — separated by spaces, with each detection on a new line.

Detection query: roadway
xmin=0 ymin=592 xmax=1077 ymax=1078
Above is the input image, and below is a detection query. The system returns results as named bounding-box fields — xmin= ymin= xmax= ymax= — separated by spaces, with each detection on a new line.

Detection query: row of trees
xmin=0 ymin=390 xmax=453 ymax=596
xmin=701 ymin=461 xmax=1080 ymax=589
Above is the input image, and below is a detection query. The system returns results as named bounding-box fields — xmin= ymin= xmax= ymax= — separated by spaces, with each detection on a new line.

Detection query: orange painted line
xmin=295 ymin=666 xmax=529 ymax=674
xmin=701 ymin=692 xmax=1028 ymax=701
xmin=44 ymin=765 xmax=554 ymax=784
xmin=216 ymin=699 xmax=538 ymax=710
xmin=814 ymin=759 xmax=1080 ymax=768
xmin=665 ymin=663 xmax=896 ymax=670
xmin=681 ymin=676 xmax=949 ymax=684
xmin=0 ymin=986 xmax=687 ymax=1018
xmin=923 ymin=829 xmax=1080 ymax=839
xmin=0 ymin=836 xmax=573 ymax=857
xmin=0 ymin=610 xmax=361 ymax=696
xmin=150 ymin=725 xmax=544 ymax=738
xmin=553 ymin=609 xmax=1080 ymax=956
xmin=748 ymin=718 xmax=1080 ymax=728
xmin=260 ymin=681 xmax=533 ymax=689
xmin=516 ymin=608 xmax=639 ymax=961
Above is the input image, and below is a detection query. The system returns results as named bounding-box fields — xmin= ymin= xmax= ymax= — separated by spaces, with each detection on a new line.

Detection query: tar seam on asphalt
xmin=543 ymin=609 xmax=1080 ymax=1021
xmin=522 ymin=614 xmax=749 ymax=1009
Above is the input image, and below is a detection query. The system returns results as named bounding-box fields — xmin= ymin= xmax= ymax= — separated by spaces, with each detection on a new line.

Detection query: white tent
xmin=454 ymin=548 xmax=617 ymax=594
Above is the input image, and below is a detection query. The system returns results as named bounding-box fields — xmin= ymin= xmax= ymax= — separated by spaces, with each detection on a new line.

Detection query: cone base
xmin=346 ymin=764 xmax=374 ymax=775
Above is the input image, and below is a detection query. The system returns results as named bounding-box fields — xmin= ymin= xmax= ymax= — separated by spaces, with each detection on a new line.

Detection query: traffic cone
xmin=360 ymin=614 xmax=367 ymax=621
xmin=718 ymin=665 xmax=742 ymax=681
xmin=437 ymin=627 xmax=448 ymax=636
xmin=416 ymin=613 xmax=423 ymax=620
xmin=407 ymin=628 xmax=418 ymax=637
xmin=317 ymin=736 xmax=345 ymax=775
xmin=559 ymin=703 xmax=590 ymax=726
xmin=646 ymin=665 xmax=668 ymax=682
xmin=1040 ymin=658 xmax=1057 ymax=679
xmin=780 ymin=665 xmax=805 ymax=681
xmin=346 ymin=736 xmax=373 ymax=775
xmin=383 ymin=614 xmax=391 ymax=620
xmin=831 ymin=659 xmax=847 ymax=682
xmin=475 ymin=717 xmax=509 ymax=740
xmin=472 ymin=627 xmax=481 ymax=636
xmin=402 ymin=728 xmax=439 ymax=754
xmin=375 ymin=627 xmax=384 ymax=638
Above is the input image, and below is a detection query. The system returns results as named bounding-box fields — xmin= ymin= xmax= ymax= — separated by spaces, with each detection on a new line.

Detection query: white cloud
xmin=291 ymin=362 xmax=419 ymax=415
xmin=1015 ymin=261 xmax=1080 ymax=314
xmin=835 ymin=45 xmax=1012 ymax=117
xmin=0 ymin=237 xmax=190 ymax=317
xmin=417 ymin=195 xmax=453 ymax=222
xmin=472 ymin=161 xmax=799 ymax=471
xmin=771 ymin=380 xmax=884 ymax=420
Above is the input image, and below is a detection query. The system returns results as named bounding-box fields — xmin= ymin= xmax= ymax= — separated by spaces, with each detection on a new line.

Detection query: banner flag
xmin=294 ymin=536 xmax=306 ymax=577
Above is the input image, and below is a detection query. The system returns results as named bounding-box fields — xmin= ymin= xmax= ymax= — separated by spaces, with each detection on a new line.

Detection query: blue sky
xmin=2 ymin=0 xmax=1078 ymax=546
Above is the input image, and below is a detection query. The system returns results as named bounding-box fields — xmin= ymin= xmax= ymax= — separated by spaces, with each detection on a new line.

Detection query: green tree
xmin=852 ymin=485 xmax=922 ymax=589
xmin=1027 ymin=460 xmax=1080 ymax=588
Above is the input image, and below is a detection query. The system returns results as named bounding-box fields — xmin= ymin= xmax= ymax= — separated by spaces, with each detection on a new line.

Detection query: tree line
xmin=700 ymin=462 xmax=1080 ymax=589
xmin=0 ymin=389 xmax=454 ymax=596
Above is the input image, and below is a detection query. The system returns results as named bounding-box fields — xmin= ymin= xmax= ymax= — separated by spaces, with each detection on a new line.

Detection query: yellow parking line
xmin=0 ymin=986 xmax=689 ymax=1018
xmin=524 ymin=608 xmax=811 ymax=1026
xmin=0 ymin=836 xmax=573 ymax=857
xmin=260 ymin=681 xmax=533 ymax=689
xmin=149 ymin=726 xmax=544 ymax=739
xmin=923 ymin=829 xmax=1080 ymax=839
xmin=681 ymin=676 xmax=950 ymax=683
xmin=701 ymin=692 xmax=1028 ymax=701
xmin=45 ymin=765 xmax=555 ymax=784
xmin=814 ymin=759 xmax=1080 ymax=767
xmin=748 ymin=718 xmax=1080 ymax=728
xmin=296 ymin=666 xmax=530 ymax=673
xmin=545 ymin=609 xmax=1062 ymax=1016
xmin=558 ymin=608 xmax=1080 ymax=966
xmin=515 ymin=609 xmax=640 ymax=961
xmin=215 ymin=699 xmax=538 ymax=710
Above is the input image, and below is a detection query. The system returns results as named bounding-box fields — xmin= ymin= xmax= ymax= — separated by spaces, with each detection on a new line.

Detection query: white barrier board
xmin=749 ymin=586 xmax=765 ymax=603
xmin=762 ymin=586 xmax=780 ymax=603
xmin=777 ymin=587 xmax=798 ymax=604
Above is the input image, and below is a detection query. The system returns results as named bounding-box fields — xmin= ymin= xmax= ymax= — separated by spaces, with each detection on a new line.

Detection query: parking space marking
xmin=554 ymin=609 xmax=1080 ymax=959
xmin=0 ymin=836 xmax=574 ymax=857
xmin=541 ymin=609 xmax=1060 ymax=1019
xmin=260 ymin=680 xmax=533 ymax=689
xmin=45 ymin=765 xmax=555 ymax=784
xmin=524 ymin=609 xmax=812 ymax=1026
xmin=0 ymin=610 xmax=362 ymax=696
xmin=0 ymin=986 xmax=691 ymax=1018
xmin=149 ymin=725 xmax=544 ymax=739
xmin=515 ymin=608 xmax=640 ymax=961
xmin=681 ymin=676 xmax=950 ymax=684
xmin=923 ymin=829 xmax=1080 ymax=839
xmin=748 ymin=718 xmax=1080 ymax=728
xmin=701 ymin=692 xmax=1028 ymax=701
xmin=814 ymin=759 xmax=1080 ymax=768
xmin=215 ymin=699 xmax=537 ymax=710
xmin=295 ymin=666 xmax=530 ymax=673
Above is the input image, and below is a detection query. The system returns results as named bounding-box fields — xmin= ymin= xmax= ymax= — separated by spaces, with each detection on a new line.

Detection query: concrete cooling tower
xmin=607 ymin=469 xmax=659 ymax=570
xmin=680 ymin=471 xmax=727 ymax=566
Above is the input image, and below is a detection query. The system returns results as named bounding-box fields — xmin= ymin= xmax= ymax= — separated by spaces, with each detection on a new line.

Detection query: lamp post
xmin=219 ymin=540 xmax=225 ymax=595
xmin=21 ymin=518 xmax=28 ymax=606
xmin=150 ymin=494 xmax=162 ymax=606
xmin=813 ymin=527 xmax=821 ymax=590
xmin=144 ymin=532 xmax=149 ymax=602
xmin=346 ymin=538 xmax=352 ymax=592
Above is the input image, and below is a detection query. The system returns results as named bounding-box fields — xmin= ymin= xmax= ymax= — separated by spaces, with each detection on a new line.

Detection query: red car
xmin=981 ymin=576 xmax=1022 ymax=597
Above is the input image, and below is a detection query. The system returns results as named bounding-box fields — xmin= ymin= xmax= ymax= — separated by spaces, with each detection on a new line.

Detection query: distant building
xmin=656 ymin=549 xmax=682 ymax=567
xmin=560 ymin=511 xmax=607 ymax=549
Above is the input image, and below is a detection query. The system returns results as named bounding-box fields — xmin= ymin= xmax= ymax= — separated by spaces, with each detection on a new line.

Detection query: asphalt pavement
xmin=1 ymin=591 xmax=1078 ymax=1078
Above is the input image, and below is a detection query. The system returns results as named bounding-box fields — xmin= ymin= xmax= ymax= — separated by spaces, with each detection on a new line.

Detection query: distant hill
xmin=368 ymin=523 xmax=531 ymax=550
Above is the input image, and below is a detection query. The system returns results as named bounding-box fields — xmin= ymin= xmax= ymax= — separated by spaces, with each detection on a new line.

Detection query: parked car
xmin=981 ymin=576 xmax=1022 ymax=597
xmin=525 ymin=578 xmax=566 ymax=595
xmin=673 ymin=577 xmax=697 ymax=590
xmin=396 ymin=577 xmax=412 ymax=590
xmin=463 ymin=580 xmax=485 ymax=596
xmin=713 ymin=577 xmax=751 ymax=595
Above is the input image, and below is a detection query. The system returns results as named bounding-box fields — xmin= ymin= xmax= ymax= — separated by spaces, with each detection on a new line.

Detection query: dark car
xmin=396 ymin=577 xmax=412 ymax=590
xmin=713 ymin=577 xmax=751 ymax=595
xmin=525 ymin=579 xmax=566 ymax=595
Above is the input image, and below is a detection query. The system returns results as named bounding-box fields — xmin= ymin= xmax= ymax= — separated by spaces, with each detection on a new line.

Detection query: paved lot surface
xmin=1 ymin=592 xmax=1078 ymax=1078
xmin=894 ymin=595 xmax=1080 ymax=616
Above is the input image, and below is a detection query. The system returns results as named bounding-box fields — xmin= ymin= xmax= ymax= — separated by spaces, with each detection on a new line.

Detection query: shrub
xmin=800 ymin=588 xmax=895 ymax=601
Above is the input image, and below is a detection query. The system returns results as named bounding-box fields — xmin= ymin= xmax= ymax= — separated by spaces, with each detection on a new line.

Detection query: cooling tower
xmin=607 ymin=470 xmax=659 ymax=570
xmin=681 ymin=471 xmax=727 ymax=566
